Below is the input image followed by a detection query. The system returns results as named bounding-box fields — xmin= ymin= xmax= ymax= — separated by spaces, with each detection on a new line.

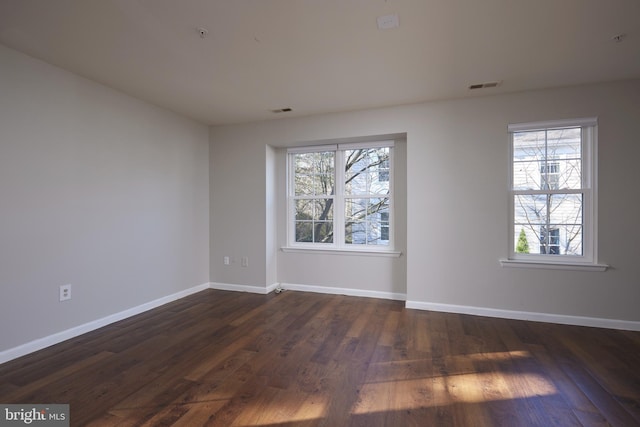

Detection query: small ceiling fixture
xmin=610 ymin=33 xmax=626 ymax=43
xmin=271 ymin=108 xmax=292 ymax=114
xmin=468 ymin=81 xmax=502 ymax=90
xmin=197 ymin=27 xmax=209 ymax=38
xmin=377 ymin=14 xmax=399 ymax=30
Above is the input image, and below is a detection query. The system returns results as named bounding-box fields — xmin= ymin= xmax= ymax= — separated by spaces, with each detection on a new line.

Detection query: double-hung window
xmin=287 ymin=141 xmax=394 ymax=251
xmin=506 ymin=117 xmax=604 ymax=269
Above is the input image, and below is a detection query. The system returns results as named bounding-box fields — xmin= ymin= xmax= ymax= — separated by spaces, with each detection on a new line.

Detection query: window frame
xmin=286 ymin=141 xmax=396 ymax=254
xmin=504 ymin=117 xmax=605 ymax=269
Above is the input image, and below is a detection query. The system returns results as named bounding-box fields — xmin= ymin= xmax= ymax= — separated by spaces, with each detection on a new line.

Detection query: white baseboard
xmin=0 ymin=283 xmax=210 ymax=365
xmin=5 ymin=282 xmax=637 ymax=365
xmin=405 ymin=300 xmax=640 ymax=331
xmin=280 ymin=282 xmax=406 ymax=301
xmin=208 ymin=282 xmax=273 ymax=294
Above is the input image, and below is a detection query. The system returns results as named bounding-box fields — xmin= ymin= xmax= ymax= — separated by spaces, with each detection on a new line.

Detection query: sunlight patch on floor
xmin=351 ymin=371 xmax=557 ymax=414
xmin=363 ymin=350 xmax=534 ymax=384
xmin=231 ymin=393 xmax=330 ymax=426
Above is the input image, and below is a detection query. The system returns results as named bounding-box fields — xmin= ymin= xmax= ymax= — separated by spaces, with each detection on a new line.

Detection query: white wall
xmin=210 ymin=79 xmax=640 ymax=325
xmin=0 ymin=44 xmax=210 ymax=353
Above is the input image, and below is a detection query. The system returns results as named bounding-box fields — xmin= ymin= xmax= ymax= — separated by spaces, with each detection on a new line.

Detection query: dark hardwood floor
xmin=1 ymin=289 xmax=639 ymax=426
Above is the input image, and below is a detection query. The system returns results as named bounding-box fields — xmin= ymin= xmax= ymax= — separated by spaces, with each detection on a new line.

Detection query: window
xmin=539 ymin=226 xmax=560 ymax=254
xmin=540 ymin=162 xmax=560 ymax=190
xmin=507 ymin=118 xmax=598 ymax=265
xmin=378 ymin=158 xmax=390 ymax=182
xmin=288 ymin=141 xmax=393 ymax=251
xmin=380 ymin=212 xmax=390 ymax=241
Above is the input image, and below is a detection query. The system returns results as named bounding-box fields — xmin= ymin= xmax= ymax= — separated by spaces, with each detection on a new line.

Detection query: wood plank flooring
xmin=1 ymin=289 xmax=639 ymax=426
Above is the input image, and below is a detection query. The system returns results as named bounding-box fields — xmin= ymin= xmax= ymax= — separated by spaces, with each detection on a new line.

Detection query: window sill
xmin=499 ymin=259 xmax=609 ymax=272
xmin=281 ymin=246 xmax=402 ymax=258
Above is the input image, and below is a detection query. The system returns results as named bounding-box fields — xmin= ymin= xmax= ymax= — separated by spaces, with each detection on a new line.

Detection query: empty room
xmin=1 ymin=1 xmax=639 ymax=426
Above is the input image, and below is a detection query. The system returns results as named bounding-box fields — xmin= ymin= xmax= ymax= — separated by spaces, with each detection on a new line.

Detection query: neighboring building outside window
xmin=539 ymin=226 xmax=560 ymax=254
xmin=541 ymin=161 xmax=560 ymax=190
xmin=508 ymin=117 xmax=598 ymax=264
xmin=288 ymin=141 xmax=393 ymax=251
xmin=380 ymin=212 xmax=390 ymax=242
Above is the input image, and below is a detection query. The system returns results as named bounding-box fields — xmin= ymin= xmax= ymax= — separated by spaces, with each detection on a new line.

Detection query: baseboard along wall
xmin=405 ymin=300 xmax=640 ymax=332
xmin=2 ymin=281 xmax=638 ymax=364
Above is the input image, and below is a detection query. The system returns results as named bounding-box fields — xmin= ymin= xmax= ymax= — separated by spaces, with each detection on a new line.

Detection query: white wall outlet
xmin=59 ymin=284 xmax=72 ymax=301
xmin=241 ymin=257 xmax=249 ymax=267
xmin=223 ymin=256 xmax=230 ymax=265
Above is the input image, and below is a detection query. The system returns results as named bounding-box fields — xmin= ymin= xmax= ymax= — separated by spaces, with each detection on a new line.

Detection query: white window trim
xmin=285 ymin=141 xmax=396 ymax=253
xmin=499 ymin=259 xmax=608 ymax=271
xmin=502 ymin=117 xmax=608 ymax=271
xmin=281 ymin=246 xmax=402 ymax=257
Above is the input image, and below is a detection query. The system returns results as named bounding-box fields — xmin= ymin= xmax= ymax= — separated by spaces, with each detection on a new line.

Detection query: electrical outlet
xmin=224 ymin=256 xmax=230 ymax=265
xmin=241 ymin=257 xmax=249 ymax=267
xmin=59 ymin=284 xmax=72 ymax=301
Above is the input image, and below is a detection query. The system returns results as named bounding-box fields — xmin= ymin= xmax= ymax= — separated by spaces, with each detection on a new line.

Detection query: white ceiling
xmin=1 ymin=0 xmax=639 ymax=126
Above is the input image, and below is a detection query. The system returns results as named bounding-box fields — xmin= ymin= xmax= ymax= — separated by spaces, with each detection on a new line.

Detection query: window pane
xmin=539 ymin=226 xmax=561 ymax=255
xmin=295 ymin=198 xmax=333 ymax=221
xmin=295 ymin=197 xmax=333 ymax=244
xmin=556 ymin=157 xmax=581 ymax=190
xmin=513 ymin=130 xmax=544 ymax=190
xmin=548 ymin=128 xmax=582 ymax=190
xmin=513 ymin=128 xmax=582 ymax=191
xmin=550 ymin=194 xmax=583 ymax=256
xmin=345 ymin=147 xmax=390 ymax=195
xmin=514 ymin=194 xmax=548 ymax=226
xmin=294 ymin=152 xmax=334 ymax=196
xmin=513 ymin=160 xmax=543 ymax=190
xmin=557 ymin=224 xmax=583 ymax=255
xmin=513 ymin=194 xmax=584 ymax=256
xmin=314 ymin=222 xmax=333 ymax=243
xmin=295 ymin=220 xmax=333 ymax=243
xmin=312 ymin=199 xmax=333 ymax=220
xmin=345 ymin=197 xmax=389 ymax=245
xmin=549 ymin=194 xmax=582 ymax=225
xmin=541 ymin=162 xmax=560 ymax=190
xmin=380 ymin=211 xmax=390 ymax=241
xmin=295 ymin=222 xmax=313 ymax=242
xmin=295 ymin=199 xmax=313 ymax=221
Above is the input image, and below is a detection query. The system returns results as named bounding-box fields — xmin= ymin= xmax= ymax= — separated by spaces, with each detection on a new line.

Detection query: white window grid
xmin=287 ymin=141 xmax=394 ymax=251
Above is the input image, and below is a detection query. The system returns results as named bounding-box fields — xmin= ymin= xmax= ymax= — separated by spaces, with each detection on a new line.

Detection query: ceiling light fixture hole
xmin=610 ymin=33 xmax=626 ymax=43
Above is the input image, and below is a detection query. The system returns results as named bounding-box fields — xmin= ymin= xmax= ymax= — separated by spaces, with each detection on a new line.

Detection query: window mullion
xmin=288 ymin=153 xmax=295 ymax=246
xmin=544 ymin=127 xmax=550 ymax=254
xmin=334 ymin=150 xmax=345 ymax=246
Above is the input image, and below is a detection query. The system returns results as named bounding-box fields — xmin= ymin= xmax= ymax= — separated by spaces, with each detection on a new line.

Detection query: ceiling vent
xmin=271 ymin=108 xmax=292 ymax=114
xmin=468 ymin=81 xmax=502 ymax=90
